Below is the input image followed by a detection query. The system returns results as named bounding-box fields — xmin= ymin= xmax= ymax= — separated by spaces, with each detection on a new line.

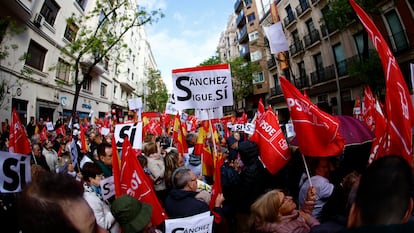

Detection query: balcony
xmin=389 ymin=30 xmax=410 ymax=53
xmin=304 ymin=29 xmax=321 ymax=48
xmin=295 ymin=75 xmax=310 ymax=89
xmin=270 ymin=86 xmax=283 ymax=96
xmin=283 ymin=12 xmax=296 ymax=28
xmin=311 ymin=0 xmax=320 ymax=5
xmin=238 ymin=25 xmax=248 ymax=43
xmin=239 ymin=44 xmax=250 ymax=58
xmin=296 ymin=0 xmax=311 ymax=18
xmin=289 ymin=40 xmax=304 ymax=56
xmin=267 ymin=57 xmax=277 ymax=70
xmin=0 ymin=0 xmax=32 ymax=22
xmin=236 ymin=10 xmax=246 ymax=27
xmin=234 ymin=0 xmax=243 ymax=13
xmin=310 ymin=65 xmax=336 ymax=85
xmin=320 ymin=24 xmax=336 ymax=37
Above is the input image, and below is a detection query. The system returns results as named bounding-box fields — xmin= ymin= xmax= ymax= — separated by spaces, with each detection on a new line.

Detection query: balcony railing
xmin=234 ymin=0 xmax=243 ymax=13
xmin=304 ymin=29 xmax=321 ymax=47
xmin=289 ymin=39 xmax=304 ymax=56
xmin=270 ymin=86 xmax=283 ymax=96
xmin=310 ymin=65 xmax=336 ymax=85
xmin=389 ymin=30 xmax=410 ymax=53
xmin=295 ymin=75 xmax=310 ymax=89
xmin=236 ymin=10 xmax=245 ymax=27
xmin=296 ymin=0 xmax=310 ymax=17
xmin=283 ymin=12 xmax=296 ymax=27
xmin=238 ymin=25 xmax=248 ymax=43
xmin=320 ymin=24 xmax=336 ymax=37
xmin=267 ymin=58 xmax=277 ymax=69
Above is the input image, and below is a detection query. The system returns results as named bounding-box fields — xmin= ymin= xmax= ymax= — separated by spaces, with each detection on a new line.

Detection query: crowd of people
xmin=0 ymin=115 xmax=414 ymax=233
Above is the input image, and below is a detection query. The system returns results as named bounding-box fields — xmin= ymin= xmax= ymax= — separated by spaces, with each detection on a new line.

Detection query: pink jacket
xmin=254 ymin=210 xmax=320 ymax=233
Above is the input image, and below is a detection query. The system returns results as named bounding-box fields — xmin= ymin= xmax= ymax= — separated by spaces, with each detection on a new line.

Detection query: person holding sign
xmin=81 ymin=162 xmax=120 ymax=233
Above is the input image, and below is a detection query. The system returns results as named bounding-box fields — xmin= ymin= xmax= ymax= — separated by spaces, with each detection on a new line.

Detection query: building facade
xmin=0 ymin=0 xmax=157 ymax=125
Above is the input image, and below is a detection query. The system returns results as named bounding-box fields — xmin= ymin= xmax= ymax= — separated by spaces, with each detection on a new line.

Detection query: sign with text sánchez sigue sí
xmin=172 ymin=64 xmax=233 ymax=111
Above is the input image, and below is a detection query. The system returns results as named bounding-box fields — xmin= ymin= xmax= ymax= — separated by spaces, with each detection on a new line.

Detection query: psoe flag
xmin=172 ymin=64 xmax=233 ymax=110
xmin=263 ymin=22 xmax=289 ymax=54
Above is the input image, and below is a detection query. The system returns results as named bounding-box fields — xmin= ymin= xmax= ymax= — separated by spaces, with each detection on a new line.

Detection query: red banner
xmin=350 ymin=0 xmax=413 ymax=163
xmin=250 ymin=107 xmax=291 ymax=174
xmin=9 ymin=109 xmax=31 ymax=155
xmin=280 ymin=76 xmax=344 ymax=156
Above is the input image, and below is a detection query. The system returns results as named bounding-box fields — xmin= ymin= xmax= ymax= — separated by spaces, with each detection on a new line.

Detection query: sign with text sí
xmin=0 ymin=151 xmax=31 ymax=193
xmin=114 ymin=122 xmax=143 ymax=149
xmin=172 ymin=64 xmax=233 ymax=110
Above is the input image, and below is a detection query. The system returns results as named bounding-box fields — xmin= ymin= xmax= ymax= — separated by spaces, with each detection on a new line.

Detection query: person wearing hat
xmin=111 ymin=195 xmax=161 ymax=233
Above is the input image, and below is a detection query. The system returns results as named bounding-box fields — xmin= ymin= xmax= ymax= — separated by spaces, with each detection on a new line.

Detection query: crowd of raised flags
xmin=1 ymin=0 xmax=413 ymax=231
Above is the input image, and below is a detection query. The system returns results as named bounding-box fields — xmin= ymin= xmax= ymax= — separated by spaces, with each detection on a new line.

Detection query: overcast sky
xmin=141 ymin=0 xmax=235 ymax=91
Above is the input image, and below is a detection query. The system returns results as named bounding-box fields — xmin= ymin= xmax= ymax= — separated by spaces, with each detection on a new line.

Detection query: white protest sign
xmin=244 ymin=123 xmax=255 ymax=135
xmin=165 ymin=211 xmax=213 ymax=233
xmin=114 ymin=122 xmax=143 ymax=149
xmin=195 ymin=108 xmax=223 ymax=121
xmin=45 ymin=122 xmax=54 ymax=131
xmin=172 ymin=64 xmax=233 ymax=110
xmin=128 ymin=98 xmax=143 ymax=110
xmin=233 ymin=124 xmax=245 ymax=132
xmin=0 ymin=151 xmax=31 ymax=193
xmin=165 ymin=95 xmax=179 ymax=115
xmin=285 ymin=122 xmax=295 ymax=138
xmin=100 ymin=176 xmax=115 ymax=200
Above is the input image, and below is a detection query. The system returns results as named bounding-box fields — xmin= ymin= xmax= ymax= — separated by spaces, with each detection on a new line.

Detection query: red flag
xmin=55 ymin=125 xmax=66 ymax=137
xmin=209 ymin=153 xmax=224 ymax=223
xmin=120 ymin=137 xmax=168 ymax=226
xmin=257 ymin=98 xmax=265 ymax=120
xmin=280 ymin=76 xmax=344 ymax=156
xmin=250 ymin=107 xmax=291 ymax=174
xmin=9 ymin=109 xmax=31 ymax=154
xmin=112 ymin=136 xmax=122 ymax=197
xmin=236 ymin=112 xmax=248 ymax=124
xmin=369 ymin=100 xmax=388 ymax=163
xmin=39 ymin=125 xmax=48 ymax=142
xmin=350 ymin=0 xmax=414 ymax=163
xmin=362 ymin=86 xmax=376 ymax=131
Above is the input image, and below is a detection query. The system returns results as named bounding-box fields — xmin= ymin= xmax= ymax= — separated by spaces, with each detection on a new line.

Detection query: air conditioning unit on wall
xmin=33 ymin=14 xmax=44 ymax=27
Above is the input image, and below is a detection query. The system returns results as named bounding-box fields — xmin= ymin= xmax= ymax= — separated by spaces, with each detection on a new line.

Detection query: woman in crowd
xmin=143 ymin=142 xmax=167 ymax=203
xmin=81 ymin=162 xmax=120 ymax=233
xmin=163 ymin=147 xmax=184 ymax=190
xmin=250 ymin=186 xmax=319 ymax=233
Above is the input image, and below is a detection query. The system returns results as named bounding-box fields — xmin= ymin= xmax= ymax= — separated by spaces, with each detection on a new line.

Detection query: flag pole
xmin=301 ymin=154 xmax=313 ymax=187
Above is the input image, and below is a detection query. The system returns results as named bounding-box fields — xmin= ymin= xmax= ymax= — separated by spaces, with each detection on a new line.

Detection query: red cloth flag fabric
xmin=250 ymin=107 xmax=291 ymax=174
xmin=172 ymin=113 xmax=188 ymax=154
xmin=280 ymin=76 xmax=345 ymax=156
xmin=369 ymin=100 xmax=388 ymax=163
xmin=55 ymin=125 xmax=66 ymax=137
xmin=39 ymin=126 xmax=48 ymax=142
xmin=257 ymin=98 xmax=265 ymax=120
xmin=209 ymin=153 xmax=224 ymax=223
xmin=120 ymin=137 xmax=168 ymax=226
xmin=112 ymin=136 xmax=122 ymax=197
xmin=362 ymin=86 xmax=376 ymax=131
xmin=350 ymin=0 xmax=414 ymax=163
xmin=9 ymin=109 xmax=31 ymax=154
xmin=197 ymin=121 xmax=214 ymax=177
xmin=236 ymin=112 xmax=248 ymax=124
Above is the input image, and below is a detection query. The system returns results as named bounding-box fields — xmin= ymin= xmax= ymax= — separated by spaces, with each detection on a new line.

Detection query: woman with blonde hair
xmin=250 ymin=187 xmax=319 ymax=233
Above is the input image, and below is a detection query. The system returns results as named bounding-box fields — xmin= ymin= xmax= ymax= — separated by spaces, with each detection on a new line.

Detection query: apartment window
xmin=353 ymin=31 xmax=364 ymax=57
xmin=286 ymin=5 xmax=294 ymax=20
xmin=99 ymin=11 xmax=105 ymax=24
xmin=314 ymin=53 xmax=323 ymax=72
xmin=292 ymin=30 xmax=300 ymax=42
xmin=250 ymin=50 xmax=262 ymax=62
xmin=248 ymin=31 xmax=259 ymax=41
xmin=298 ymin=61 xmax=306 ymax=78
xmin=114 ymin=86 xmax=117 ymax=99
xmin=103 ymin=56 xmax=109 ymax=70
xmin=384 ymin=9 xmax=409 ymax=52
xmin=56 ymin=58 xmax=70 ymax=82
xmin=333 ymin=43 xmax=346 ymax=76
xmin=247 ymin=13 xmax=256 ymax=23
xmin=252 ymin=71 xmax=264 ymax=84
xmin=317 ymin=94 xmax=328 ymax=103
xmin=40 ymin=0 xmax=60 ymax=26
xmin=75 ymin=0 xmax=87 ymax=10
xmin=0 ymin=18 xmax=8 ymax=44
xmin=132 ymin=72 xmax=134 ymax=81
xmin=64 ymin=23 xmax=78 ymax=42
xmin=100 ymin=83 xmax=107 ymax=97
xmin=82 ymin=77 xmax=91 ymax=91
xmin=306 ymin=19 xmax=315 ymax=34
xmin=25 ymin=40 xmax=47 ymax=71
